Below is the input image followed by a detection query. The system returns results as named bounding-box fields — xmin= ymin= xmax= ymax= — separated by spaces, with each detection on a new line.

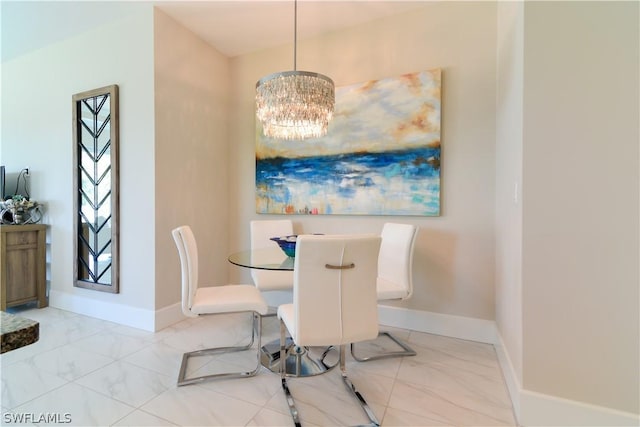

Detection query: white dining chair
xmin=351 ymin=222 xmax=419 ymax=362
xmin=278 ymin=234 xmax=382 ymax=426
xmin=250 ymin=219 xmax=295 ymax=294
xmin=172 ymin=225 xmax=268 ymax=386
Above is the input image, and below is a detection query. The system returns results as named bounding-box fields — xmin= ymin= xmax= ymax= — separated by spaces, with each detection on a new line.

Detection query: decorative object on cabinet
xmin=255 ymin=0 xmax=334 ymax=140
xmin=0 ymin=195 xmax=44 ymax=225
xmin=72 ymin=85 xmax=119 ymax=293
xmin=0 ymin=224 xmax=47 ymax=310
xmin=256 ymin=68 xmax=441 ymax=216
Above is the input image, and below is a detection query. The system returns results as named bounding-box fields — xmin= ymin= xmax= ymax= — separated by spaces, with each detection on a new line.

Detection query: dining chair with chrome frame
xmin=351 ymin=222 xmax=419 ymax=362
xmin=278 ymin=234 xmax=382 ymax=426
xmin=250 ymin=219 xmax=295 ymax=309
xmin=172 ymin=225 xmax=268 ymax=386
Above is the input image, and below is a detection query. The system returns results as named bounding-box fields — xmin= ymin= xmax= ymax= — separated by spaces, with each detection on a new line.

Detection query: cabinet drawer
xmin=5 ymin=231 xmax=38 ymax=247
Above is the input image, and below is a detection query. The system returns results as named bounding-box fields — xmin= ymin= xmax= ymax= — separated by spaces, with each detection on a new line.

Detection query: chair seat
xmin=191 ymin=285 xmax=268 ymax=316
xmin=277 ymin=303 xmax=294 ymax=329
xmin=278 ymin=302 xmax=379 ymax=347
xmin=377 ymin=277 xmax=408 ymax=300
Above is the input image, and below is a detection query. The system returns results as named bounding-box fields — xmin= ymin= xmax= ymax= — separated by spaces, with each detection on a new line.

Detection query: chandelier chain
xmin=255 ymin=0 xmax=335 ymax=140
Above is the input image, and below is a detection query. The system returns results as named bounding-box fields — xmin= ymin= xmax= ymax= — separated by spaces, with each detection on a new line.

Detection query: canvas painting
xmin=256 ymin=68 xmax=441 ymax=216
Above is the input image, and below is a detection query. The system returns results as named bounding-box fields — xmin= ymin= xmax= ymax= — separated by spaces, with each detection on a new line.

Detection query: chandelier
xmin=255 ymin=0 xmax=335 ymax=140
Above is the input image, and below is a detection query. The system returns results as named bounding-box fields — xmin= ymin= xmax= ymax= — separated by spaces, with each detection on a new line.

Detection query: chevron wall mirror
xmin=72 ymin=85 xmax=119 ymax=293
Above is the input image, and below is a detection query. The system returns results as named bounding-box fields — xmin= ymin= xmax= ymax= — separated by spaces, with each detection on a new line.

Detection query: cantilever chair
xmin=172 ymin=225 xmax=268 ymax=387
xmin=351 ymin=222 xmax=419 ymax=362
xmin=278 ymin=234 xmax=382 ymax=427
xmin=250 ymin=219 xmax=295 ymax=294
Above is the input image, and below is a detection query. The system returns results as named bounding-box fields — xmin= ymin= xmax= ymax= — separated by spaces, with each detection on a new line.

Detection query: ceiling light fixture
xmin=255 ymin=0 xmax=335 ymax=140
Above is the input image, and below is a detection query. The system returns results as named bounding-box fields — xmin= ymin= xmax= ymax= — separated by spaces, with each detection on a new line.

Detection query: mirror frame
xmin=72 ymin=85 xmax=119 ymax=293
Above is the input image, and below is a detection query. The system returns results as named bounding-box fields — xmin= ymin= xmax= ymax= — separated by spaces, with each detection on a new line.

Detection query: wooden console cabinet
xmin=0 ymin=224 xmax=47 ymax=310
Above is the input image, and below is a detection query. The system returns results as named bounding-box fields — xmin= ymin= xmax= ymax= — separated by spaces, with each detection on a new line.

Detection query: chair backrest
xmin=250 ymin=220 xmax=294 ymax=291
xmin=377 ymin=223 xmax=419 ymax=301
xmin=292 ymin=234 xmax=381 ymax=347
xmin=172 ymin=225 xmax=199 ymax=318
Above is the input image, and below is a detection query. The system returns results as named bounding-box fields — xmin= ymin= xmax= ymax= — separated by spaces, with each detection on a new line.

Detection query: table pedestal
xmin=261 ymin=337 xmax=338 ymax=377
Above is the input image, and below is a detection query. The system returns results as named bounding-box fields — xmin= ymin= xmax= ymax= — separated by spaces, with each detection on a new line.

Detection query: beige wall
xmin=495 ymin=0 xmax=524 ymax=387
xmin=153 ymin=10 xmax=231 ymax=310
xmin=228 ymin=2 xmax=499 ymax=320
xmin=522 ymin=1 xmax=639 ymax=414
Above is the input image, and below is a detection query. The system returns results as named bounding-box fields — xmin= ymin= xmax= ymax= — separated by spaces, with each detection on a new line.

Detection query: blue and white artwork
xmin=256 ymin=69 xmax=441 ymax=216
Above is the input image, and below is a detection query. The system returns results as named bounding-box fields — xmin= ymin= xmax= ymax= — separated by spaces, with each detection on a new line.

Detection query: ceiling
xmin=1 ymin=1 xmax=430 ymax=62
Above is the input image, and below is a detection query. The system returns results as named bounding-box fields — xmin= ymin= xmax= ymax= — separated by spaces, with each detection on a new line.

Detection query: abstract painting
xmin=256 ymin=68 xmax=441 ymax=216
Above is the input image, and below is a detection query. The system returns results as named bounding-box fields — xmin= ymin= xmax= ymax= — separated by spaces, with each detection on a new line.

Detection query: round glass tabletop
xmin=227 ymin=248 xmax=294 ymax=271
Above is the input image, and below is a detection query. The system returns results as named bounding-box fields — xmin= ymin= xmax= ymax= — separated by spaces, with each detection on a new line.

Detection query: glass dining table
xmin=227 ymin=248 xmax=338 ymax=377
xmin=228 ymin=248 xmax=294 ymax=271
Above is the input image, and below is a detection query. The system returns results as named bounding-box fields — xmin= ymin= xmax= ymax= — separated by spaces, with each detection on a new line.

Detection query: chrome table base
xmin=261 ymin=337 xmax=338 ymax=377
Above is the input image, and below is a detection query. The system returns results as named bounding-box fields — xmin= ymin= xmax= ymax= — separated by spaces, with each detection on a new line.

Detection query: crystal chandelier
xmin=256 ymin=0 xmax=335 ymax=140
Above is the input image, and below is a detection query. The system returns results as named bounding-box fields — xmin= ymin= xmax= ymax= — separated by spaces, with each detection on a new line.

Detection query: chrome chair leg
xmin=177 ymin=312 xmax=263 ymax=386
xmin=350 ymin=331 xmax=416 ymax=362
xmin=339 ymin=345 xmax=380 ymax=427
xmin=279 ymin=325 xmax=380 ymax=427
xmin=280 ymin=320 xmax=301 ymax=427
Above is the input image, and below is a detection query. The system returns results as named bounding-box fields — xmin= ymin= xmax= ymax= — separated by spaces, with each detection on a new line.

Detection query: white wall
xmin=228 ymin=2 xmax=499 ymax=321
xmin=153 ymin=9 xmax=231 ymax=316
xmin=522 ymin=0 xmax=639 ymax=419
xmin=1 ymin=4 xmax=157 ymax=328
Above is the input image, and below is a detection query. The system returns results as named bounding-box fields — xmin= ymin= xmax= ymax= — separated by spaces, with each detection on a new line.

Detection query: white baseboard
xmin=521 ymin=389 xmax=639 ymax=426
xmin=155 ymin=302 xmax=187 ymax=331
xmin=50 ymin=291 xmax=188 ymax=332
xmin=49 ymin=289 xmax=156 ymax=331
xmin=377 ymin=304 xmax=498 ymax=344
xmin=494 ymin=333 xmax=522 ymax=421
xmin=495 ymin=331 xmax=639 ymax=426
xmin=384 ymin=307 xmax=639 ymax=426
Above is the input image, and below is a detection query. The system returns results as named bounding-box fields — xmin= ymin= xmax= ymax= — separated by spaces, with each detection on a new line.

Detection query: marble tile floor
xmin=1 ymin=306 xmax=517 ymax=426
